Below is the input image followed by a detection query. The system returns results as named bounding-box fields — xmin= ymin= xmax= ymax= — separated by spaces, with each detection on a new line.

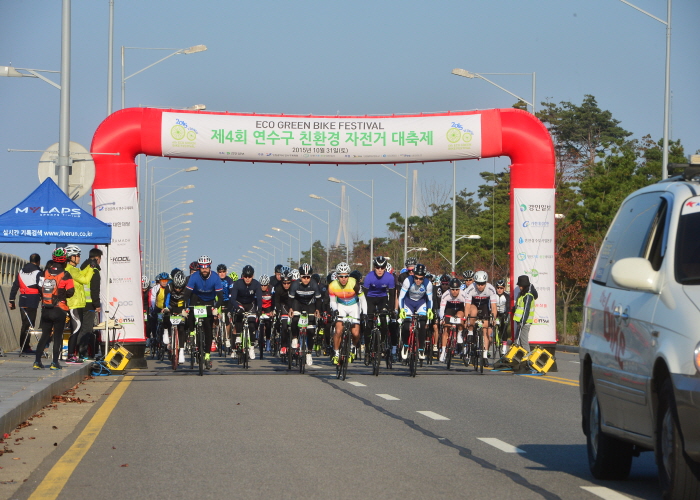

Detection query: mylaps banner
xmin=161 ymin=112 xmax=482 ymax=163
xmin=512 ymin=188 xmax=556 ymax=344
xmin=94 ymin=187 xmax=144 ymax=341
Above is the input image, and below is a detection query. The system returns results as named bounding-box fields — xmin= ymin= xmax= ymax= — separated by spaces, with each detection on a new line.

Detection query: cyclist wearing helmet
xmin=362 ymin=256 xmax=395 ymax=356
xmin=398 ymin=257 xmax=417 ymax=286
xmin=257 ymin=274 xmax=274 ymax=356
xmin=398 ymin=263 xmax=433 ymax=360
xmin=165 ymin=270 xmax=188 ymax=364
xmin=34 ymin=248 xmax=75 ymax=370
xmin=439 ymin=277 xmax=468 ymax=363
xmin=228 ymin=271 xmax=239 ymax=282
xmin=148 ymin=272 xmax=171 ymax=347
xmin=288 ymin=263 xmax=322 ymax=366
xmin=290 ymin=268 xmax=300 ymax=281
xmin=229 ymin=265 xmax=262 ymax=359
xmin=465 ymin=270 xmax=498 ymax=366
xmin=183 ymin=256 xmax=222 ymax=369
xmin=64 ymin=245 xmax=93 ymax=364
xmin=274 ymin=268 xmax=294 ymax=355
xmin=461 ymin=270 xmax=475 ymax=291
xmin=141 ymin=275 xmax=151 ymax=335
xmin=328 ymin=262 xmax=367 ymax=365
xmin=217 ymin=264 xmax=235 ymax=346
xmin=270 ymin=264 xmax=284 ymax=289
xmin=494 ymin=279 xmax=511 ymax=355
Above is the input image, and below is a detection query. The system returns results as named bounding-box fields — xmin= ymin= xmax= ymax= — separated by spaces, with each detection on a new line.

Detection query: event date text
xmin=292 ymin=147 xmax=349 ymax=154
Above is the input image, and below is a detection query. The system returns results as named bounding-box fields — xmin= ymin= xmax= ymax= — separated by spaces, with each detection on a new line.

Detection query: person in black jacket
xmin=79 ymin=248 xmax=102 ymax=358
xmin=9 ymin=253 xmax=42 ymax=353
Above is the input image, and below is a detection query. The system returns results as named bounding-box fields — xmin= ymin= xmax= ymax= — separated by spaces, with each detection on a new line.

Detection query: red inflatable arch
xmin=91 ymin=107 xmax=556 ymax=350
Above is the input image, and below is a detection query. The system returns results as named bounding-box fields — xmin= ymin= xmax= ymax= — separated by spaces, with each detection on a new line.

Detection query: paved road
xmin=12 ymin=351 xmax=661 ymax=499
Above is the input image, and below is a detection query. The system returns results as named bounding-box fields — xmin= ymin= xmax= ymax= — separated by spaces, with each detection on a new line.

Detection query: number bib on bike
xmin=194 ymin=306 xmax=208 ymax=319
xmin=298 ymin=315 xmax=309 ymax=327
xmin=170 ymin=315 xmax=183 ymax=325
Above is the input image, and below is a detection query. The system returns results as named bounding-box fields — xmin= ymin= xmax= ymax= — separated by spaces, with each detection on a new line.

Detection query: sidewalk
xmin=0 ymin=351 xmax=92 ymax=435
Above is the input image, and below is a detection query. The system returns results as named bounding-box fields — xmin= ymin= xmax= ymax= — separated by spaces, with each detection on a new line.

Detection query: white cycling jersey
xmin=465 ymin=283 xmax=498 ymax=307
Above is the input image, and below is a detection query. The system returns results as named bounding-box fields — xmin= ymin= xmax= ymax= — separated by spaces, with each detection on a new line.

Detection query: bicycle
xmin=463 ymin=315 xmax=487 ymax=374
xmin=491 ymin=313 xmax=510 ymax=359
xmin=169 ymin=314 xmax=184 ymax=370
xmin=258 ymin=313 xmax=272 ymax=360
xmin=297 ymin=312 xmax=311 ymax=374
xmin=215 ymin=309 xmax=227 ymax=357
xmin=192 ymin=305 xmax=211 ymax=376
xmin=236 ymin=312 xmax=257 ymax=370
xmin=335 ymin=314 xmax=354 ymax=381
xmin=443 ymin=315 xmax=464 ymax=370
xmin=368 ymin=310 xmax=389 ymax=376
xmin=422 ymin=317 xmax=434 ymax=367
xmin=404 ymin=313 xmax=421 ymax=377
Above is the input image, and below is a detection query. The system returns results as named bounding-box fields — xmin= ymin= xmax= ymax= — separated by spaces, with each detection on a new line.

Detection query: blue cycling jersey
xmin=363 ymin=270 xmax=395 ymax=298
xmin=220 ymin=276 xmax=234 ymax=302
xmin=184 ymin=271 xmax=223 ymax=303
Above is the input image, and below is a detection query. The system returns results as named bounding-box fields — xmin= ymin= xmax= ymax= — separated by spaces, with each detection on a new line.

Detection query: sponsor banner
xmin=94 ymin=187 xmax=144 ymax=341
xmin=682 ymin=196 xmax=700 ymax=215
xmin=513 ymin=188 xmax=556 ymax=343
xmin=161 ymin=112 xmax=482 ymax=163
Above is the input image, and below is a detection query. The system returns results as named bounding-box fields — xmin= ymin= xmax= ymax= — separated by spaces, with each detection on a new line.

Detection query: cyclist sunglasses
xmin=338 ymin=274 xmax=350 ymax=278
xmin=301 ymin=275 xmax=312 ymax=279
xmin=199 ymin=264 xmax=211 ymax=269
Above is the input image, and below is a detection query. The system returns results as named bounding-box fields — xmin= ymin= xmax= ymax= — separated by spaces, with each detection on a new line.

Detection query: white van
xmin=579 ymin=160 xmax=700 ymax=499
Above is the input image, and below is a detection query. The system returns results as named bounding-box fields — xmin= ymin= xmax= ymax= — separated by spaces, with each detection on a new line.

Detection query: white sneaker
xmin=235 ymin=336 xmax=241 ymax=345
xmin=249 ymin=347 xmax=256 ymax=360
xmin=163 ymin=332 xmax=170 ymax=345
xmin=439 ymin=351 xmax=446 ymax=363
xmin=225 ymin=339 xmax=231 ymax=348
xmin=401 ymin=345 xmax=409 ymax=360
xmin=178 ymin=348 xmax=185 ymax=364
xmin=418 ymin=350 xmax=426 ymax=360
xmin=306 ymin=353 xmax=313 ymax=366
xmin=231 ymin=350 xmax=237 ymax=358
xmin=502 ymin=345 xmax=508 ymax=355
xmin=291 ymin=338 xmax=299 ymax=349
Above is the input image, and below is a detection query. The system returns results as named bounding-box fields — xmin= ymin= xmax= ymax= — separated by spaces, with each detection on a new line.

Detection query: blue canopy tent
xmin=0 ymin=177 xmax=111 ymax=244
xmin=0 ymin=177 xmax=114 ymax=355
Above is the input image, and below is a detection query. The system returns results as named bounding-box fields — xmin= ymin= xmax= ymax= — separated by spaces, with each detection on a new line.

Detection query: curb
xmin=0 ymin=363 xmax=93 ymax=435
xmin=556 ymin=344 xmax=580 ymax=354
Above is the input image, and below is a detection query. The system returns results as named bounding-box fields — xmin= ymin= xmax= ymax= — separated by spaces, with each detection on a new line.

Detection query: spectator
xmin=513 ymin=275 xmax=538 ymax=352
xmin=34 ymin=248 xmax=75 ymax=370
xmin=80 ymin=248 xmax=103 ymax=358
xmin=8 ymin=253 xmax=42 ymax=353
xmin=64 ymin=245 xmax=93 ymax=364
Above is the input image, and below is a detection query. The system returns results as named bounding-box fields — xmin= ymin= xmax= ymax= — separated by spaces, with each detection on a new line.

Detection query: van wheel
xmin=656 ymin=378 xmax=700 ymax=499
xmin=584 ymin=378 xmax=633 ymax=480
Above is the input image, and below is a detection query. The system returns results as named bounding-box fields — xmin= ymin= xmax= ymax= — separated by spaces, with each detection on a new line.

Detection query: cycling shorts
xmin=402 ymin=297 xmax=428 ymax=316
xmin=443 ymin=307 xmax=463 ymax=319
xmin=335 ymin=303 xmax=360 ymax=325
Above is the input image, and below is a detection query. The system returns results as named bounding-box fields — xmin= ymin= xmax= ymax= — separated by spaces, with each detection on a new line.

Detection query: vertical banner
xmin=512 ymin=188 xmax=556 ymax=344
xmin=94 ymin=187 xmax=144 ymax=341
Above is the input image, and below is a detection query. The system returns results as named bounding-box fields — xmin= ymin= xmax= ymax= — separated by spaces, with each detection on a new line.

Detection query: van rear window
xmin=676 ymin=208 xmax=700 ymax=285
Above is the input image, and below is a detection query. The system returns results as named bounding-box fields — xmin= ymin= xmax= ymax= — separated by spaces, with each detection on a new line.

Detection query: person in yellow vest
xmin=513 ymin=275 xmax=537 ymax=352
xmin=64 ymin=245 xmax=95 ymax=364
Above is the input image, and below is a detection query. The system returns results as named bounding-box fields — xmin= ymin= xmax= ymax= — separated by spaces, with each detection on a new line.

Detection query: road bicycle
xmin=491 ymin=313 xmax=510 ymax=359
xmin=368 ymin=310 xmax=390 ymax=376
xmin=215 ymin=309 xmax=227 ymax=357
xmin=297 ymin=312 xmax=311 ymax=374
xmin=169 ymin=314 xmax=184 ymax=370
xmin=236 ymin=312 xmax=257 ymax=370
xmin=463 ymin=315 xmax=489 ymax=374
xmin=443 ymin=315 xmax=464 ymax=370
xmin=404 ymin=313 xmax=421 ymax=377
xmin=335 ymin=314 xmax=354 ymax=381
xmin=192 ymin=305 xmax=214 ymax=376
xmin=258 ymin=313 xmax=272 ymax=360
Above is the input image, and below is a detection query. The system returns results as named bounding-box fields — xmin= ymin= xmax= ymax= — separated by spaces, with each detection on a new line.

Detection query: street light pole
xmin=327 ymin=177 xmax=374 ymax=266
xmin=273 ymin=227 xmax=300 ymax=266
xmin=282 ymin=219 xmax=313 ymax=267
xmin=294 ymin=208 xmax=330 ymax=274
xmin=452 ymin=68 xmax=536 ymax=113
xmin=56 ymin=0 xmax=72 ymax=195
xmin=309 ymin=194 xmax=350 ymax=262
xmin=265 ymin=234 xmax=290 ymax=264
xmin=381 ymin=164 xmax=409 ymax=266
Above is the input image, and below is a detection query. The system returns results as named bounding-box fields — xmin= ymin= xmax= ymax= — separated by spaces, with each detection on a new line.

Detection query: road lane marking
xmin=417 ymin=411 xmax=450 ymax=420
xmin=520 ymin=375 xmax=579 ymax=387
xmin=376 ymin=394 xmax=400 ymax=400
xmin=477 ymin=437 xmax=526 ymax=454
xmin=580 ymin=486 xmax=632 ymax=499
xmin=570 ymin=360 xmax=580 ymax=364
xmin=29 ymin=375 xmax=134 ymax=500
xmin=347 ymin=381 xmax=366 ymax=387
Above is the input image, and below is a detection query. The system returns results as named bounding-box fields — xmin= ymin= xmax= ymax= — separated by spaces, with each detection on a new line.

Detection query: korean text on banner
xmin=161 ymin=113 xmax=482 ymax=163
xmin=94 ymin=187 xmax=144 ymax=341
xmin=513 ymin=188 xmax=556 ymax=343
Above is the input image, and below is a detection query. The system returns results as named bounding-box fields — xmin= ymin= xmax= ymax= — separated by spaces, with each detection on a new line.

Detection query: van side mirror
xmin=611 ymin=257 xmax=660 ymax=293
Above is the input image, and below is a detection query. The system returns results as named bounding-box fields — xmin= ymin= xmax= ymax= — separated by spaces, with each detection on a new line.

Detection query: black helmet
xmin=440 ymin=273 xmax=451 ymax=285
xmin=405 ymin=257 xmax=417 ymax=267
xmin=326 ymin=272 xmax=335 ymax=284
xmin=350 ymin=270 xmax=362 ymax=282
xmin=495 ymin=279 xmax=506 ymax=288
xmin=311 ymin=273 xmax=321 ymax=284
xmin=217 ymin=264 xmax=227 ymax=272
xmin=189 ymin=261 xmax=199 ymax=272
xmin=462 ymin=270 xmax=475 ymax=280
xmin=170 ymin=267 xmax=182 ymax=279
xmin=373 ymin=255 xmax=388 ymax=269
xmin=274 ymin=264 xmax=283 ymax=274
xmin=413 ymin=264 xmax=426 ymax=277
xmin=242 ymin=265 xmax=254 ymax=277
xmin=449 ymin=277 xmax=462 ymax=289
xmin=173 ymin=270 xmax=186 ymax=288
xmin=299 ymin=263 xmax=312 ymax=276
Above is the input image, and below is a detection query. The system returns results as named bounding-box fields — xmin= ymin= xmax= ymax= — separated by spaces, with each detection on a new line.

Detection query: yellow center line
xmin=29 ymin=375 xmax=134 ymax=500
xmin=522 ymin=376 xmax=579 ymax=387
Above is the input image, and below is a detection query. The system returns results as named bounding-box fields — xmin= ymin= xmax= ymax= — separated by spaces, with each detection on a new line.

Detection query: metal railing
xmin=0 ymin=253 xmax=28 ymax=285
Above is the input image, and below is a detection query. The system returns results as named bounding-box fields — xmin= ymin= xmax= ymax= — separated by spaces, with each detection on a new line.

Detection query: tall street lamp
xmin=121 ymin=44 xmax=207 ymax=109
xmin=309 ymin=194 xmax=351 ymax=262
xmin=253 ymin=246 xmax=275 ymax=270
xmin=294 ymin=208 xmax=330 ymax=274
xmin=282 ymin=219 xmax=313 ymax=267
xmin=381 ymin=164 xmax=409 ymax=266
xmin=265 ymin=233 xmax=290 ymax=264
xmin=618 ymin=0 xmax=672 ymax=179
xmin=452 ymin=68 xmax=536 ymax=113
xmin=272 ymin=227 xmax=300 ymax=265
xmin=248 ymin=250 xmax=267 ymax=271
xmin=328 ymin=177 xmax=374 ymax=267
xmin=259 ymin=239 xmax=282 ymax=266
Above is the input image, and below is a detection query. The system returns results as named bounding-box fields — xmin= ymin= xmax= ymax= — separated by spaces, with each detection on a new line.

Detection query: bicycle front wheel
xmin=171 ymin=329 xmax=179 ymax=371
xmin=197 ymin=324 xmax=204 ymax=376
xmin=372 ymin=329 xmax=381 ymax=376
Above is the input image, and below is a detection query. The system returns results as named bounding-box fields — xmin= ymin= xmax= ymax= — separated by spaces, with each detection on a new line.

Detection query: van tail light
xmin=695 ymin=342 xmax=700 ymax=373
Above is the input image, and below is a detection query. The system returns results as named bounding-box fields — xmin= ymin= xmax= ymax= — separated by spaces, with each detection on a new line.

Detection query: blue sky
xmin=1 ymin=0 xmax=698 ymax=275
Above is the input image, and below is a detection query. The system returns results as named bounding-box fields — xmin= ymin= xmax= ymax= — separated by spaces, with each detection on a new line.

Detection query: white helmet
xmin=335 ymin=262 xmax=351 ymax=275
xmin=291 ymin=269 xmax=300 ymax=280
xmin=474 ymin=270 xmax=488 ymax=284
xmin=258 ymin=274 xmax=270 ymax=286
xmin=64 ymin=245 xmax=81 ymax=257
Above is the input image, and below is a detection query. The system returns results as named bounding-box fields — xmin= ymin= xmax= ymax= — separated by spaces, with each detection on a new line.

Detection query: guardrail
xmin=0 ymin=252 xmax=28 ymax=285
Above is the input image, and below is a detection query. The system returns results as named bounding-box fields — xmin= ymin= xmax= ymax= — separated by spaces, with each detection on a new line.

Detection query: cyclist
xmin=328 ymin=262 xmax=366 ymax=365
xmin=217 ymin=264 xmax=235 ymax=349
xmin=258 ymin=274 xmax=274 ymax=355
xmin=465 ymin=270 xmax=498 ymax=366
xmin=148 ymin=272 xmax=171 ymax=349
xmin=291 ymin=268 xmax=300 ymax=282
xmin=362 ymin=256 xmax=395 ymax=359
xmin=274 ymin=268 xmax=294 ymax=355
xmin=462 ymin=270 xmax=475 ymax=291
xmin=165 ymin=270 xmax=188 ymax=364
xmin=494 ymin=279 xmax=511 ymax=355
xmin=289 ymin=263 xmax=322 ymax=366
xmin=439 ymin=277 xmax=468 ymax=363
xmin=398 ymin=263 xmax=433 ymax=360
xmin=183 ymin=256 xmax=222 ymax=370
xmin=141 ymin=275 xmax=151 ymax=337
xmin=398 ymin=257 xmax=417 ymax=287
xmin=230 ymin=265 xmax=262 ymax=360
xmin=270 ymin=264 xmax=283 ymax=289
xmin=64 ymin=245 xmax=93 ymax=364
